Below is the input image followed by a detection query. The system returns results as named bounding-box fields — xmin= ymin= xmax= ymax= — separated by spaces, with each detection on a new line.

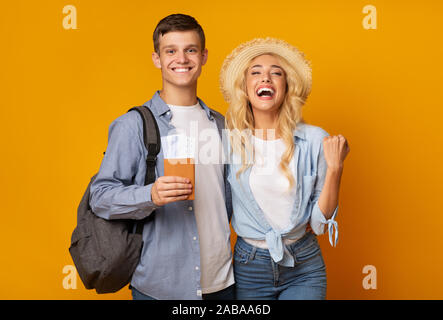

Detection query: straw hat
xmin=219 ymin=37 xmax=312 ymax=103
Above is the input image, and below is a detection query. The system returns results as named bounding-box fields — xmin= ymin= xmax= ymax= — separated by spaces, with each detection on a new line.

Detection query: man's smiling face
xmin=152 ymin=30 xmax=208 ymax=90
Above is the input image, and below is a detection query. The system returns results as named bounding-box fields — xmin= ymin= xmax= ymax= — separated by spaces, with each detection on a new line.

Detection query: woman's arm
xmin=318 ymin=135 xmax=350 ymax=219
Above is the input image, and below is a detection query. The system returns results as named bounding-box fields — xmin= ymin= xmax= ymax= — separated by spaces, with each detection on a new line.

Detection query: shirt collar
xmin=147 ymin=91 xmax=214 ymax=121
xmin=293 ymin=122 xmax=307 ymax=140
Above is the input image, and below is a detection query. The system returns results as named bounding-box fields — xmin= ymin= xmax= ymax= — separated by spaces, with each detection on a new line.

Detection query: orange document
xmin=163 ymin=158 xmax=195 ymax=200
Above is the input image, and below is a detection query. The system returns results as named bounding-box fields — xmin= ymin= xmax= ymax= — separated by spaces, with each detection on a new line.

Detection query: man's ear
xmin=152 ymin=52 xmax=161 ymax=69
xmin=201 ymin=49 xmax=208 ymax=66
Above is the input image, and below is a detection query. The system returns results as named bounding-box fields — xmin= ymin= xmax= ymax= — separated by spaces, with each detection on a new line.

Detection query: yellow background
xmin=1 ymin=0 xmax=442 ymax=299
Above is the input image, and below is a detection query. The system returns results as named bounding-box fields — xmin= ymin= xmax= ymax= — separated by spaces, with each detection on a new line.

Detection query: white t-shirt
xmin=246 ymin=135 xmax=299 ymax=249
xmin=168 ymin=103 xmax=234 ymax=294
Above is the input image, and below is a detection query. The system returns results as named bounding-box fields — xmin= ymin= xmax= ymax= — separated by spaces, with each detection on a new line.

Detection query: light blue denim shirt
xmin=226 ymin=123 xmax=338 ymax=267
xmin=89 ymin=91 xmax=232 ymax=299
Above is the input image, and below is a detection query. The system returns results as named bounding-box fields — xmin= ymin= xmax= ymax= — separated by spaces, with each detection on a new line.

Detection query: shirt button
xmin=193 ymin=236 xmax=197 ymax=241
xmin=188 ymin=206 xmax=193 ymax=211
xmin=195 ymin=266 xmax=199 ymax=270
xmin=197 ymin=290 xmax=202 ymax=296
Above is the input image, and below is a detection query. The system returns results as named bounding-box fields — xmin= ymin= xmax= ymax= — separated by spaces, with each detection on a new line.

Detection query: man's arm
xmin=90 ymin=115 xmax=193 ymax=220
xmin=89 ymin=117 xmax=157 ymax=220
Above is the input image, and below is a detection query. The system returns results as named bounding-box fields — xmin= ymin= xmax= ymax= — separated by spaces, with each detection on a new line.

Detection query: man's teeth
xmin=174 ymin=68 xmax=190 ymax=73
xmin=257 ymin=88 xmax=275 ymax=95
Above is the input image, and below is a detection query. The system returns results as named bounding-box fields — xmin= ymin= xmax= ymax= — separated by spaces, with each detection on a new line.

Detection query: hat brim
xmin=220 ymin=37 xmax=312 ymax=103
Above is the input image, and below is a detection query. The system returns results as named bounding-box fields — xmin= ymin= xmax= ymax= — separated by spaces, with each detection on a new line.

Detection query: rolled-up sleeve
xmin=310 ymin=203 xmax=339 ymax=246
xmin=308 ymin=130 xmax=339 ymax=247
xmin=89 ymin=117 xmax=158 ymax=220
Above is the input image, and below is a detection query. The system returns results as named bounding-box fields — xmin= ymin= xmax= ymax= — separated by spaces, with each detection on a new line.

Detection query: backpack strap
xmin=127 ymin=105 xmax=161 ymax=235
xmin=128 ymin=106 xmax=161 ymax=185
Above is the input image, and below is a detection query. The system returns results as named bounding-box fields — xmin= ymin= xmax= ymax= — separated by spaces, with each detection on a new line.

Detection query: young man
xmin=89 ymin=14 xmax=234 ymax=300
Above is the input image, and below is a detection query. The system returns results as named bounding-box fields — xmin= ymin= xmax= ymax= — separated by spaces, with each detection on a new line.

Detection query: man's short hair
xmin=153 ymin=14 xmax=206 ymax=54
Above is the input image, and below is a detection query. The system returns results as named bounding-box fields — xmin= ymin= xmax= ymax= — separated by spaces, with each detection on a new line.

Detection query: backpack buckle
xmin=146 ymin=155 xmax=157 ymax=167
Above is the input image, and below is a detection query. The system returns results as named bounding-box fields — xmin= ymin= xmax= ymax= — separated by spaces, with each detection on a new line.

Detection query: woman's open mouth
xmin=256 ymin=86 xmax=275 ymax=100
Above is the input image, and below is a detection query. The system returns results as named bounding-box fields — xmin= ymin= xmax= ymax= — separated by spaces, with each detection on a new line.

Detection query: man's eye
xmin=166 ymin=50 xmax=175 ymax=54
xmin=187 ymin=48 xmax=197 ymax=53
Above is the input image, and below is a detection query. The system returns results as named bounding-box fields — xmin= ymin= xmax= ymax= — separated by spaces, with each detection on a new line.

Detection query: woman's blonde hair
xmin=225 ymin=53 xmax=309 ymax=189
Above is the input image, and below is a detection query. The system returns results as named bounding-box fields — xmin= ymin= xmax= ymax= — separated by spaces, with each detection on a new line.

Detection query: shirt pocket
xmin=233 ymin=245 xmax=250 ymax=265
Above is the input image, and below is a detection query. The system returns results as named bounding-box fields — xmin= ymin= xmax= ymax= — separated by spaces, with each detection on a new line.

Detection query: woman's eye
xmin=251 ymin=71 xmax=260 ymax=75
xmin=273 ymin=72 xmax=282 ymax=76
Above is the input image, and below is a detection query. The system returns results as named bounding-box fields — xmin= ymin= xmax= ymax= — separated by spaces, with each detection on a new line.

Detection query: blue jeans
xmin=131 ymin=287 xmax=156 ymax=300
xmin=131 ymin=285 xmax=235 ymax=300
xmin=234 ymin=233 xmax=327 ymax=300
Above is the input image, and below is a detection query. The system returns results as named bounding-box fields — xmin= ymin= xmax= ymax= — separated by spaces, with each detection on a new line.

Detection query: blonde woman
xmin=220 ymin=38 xmax=350 ymax=300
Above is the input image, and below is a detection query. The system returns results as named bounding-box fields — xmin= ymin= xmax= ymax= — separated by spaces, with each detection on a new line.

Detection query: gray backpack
xmin=69 ymin=105 xmax=160 ymax=294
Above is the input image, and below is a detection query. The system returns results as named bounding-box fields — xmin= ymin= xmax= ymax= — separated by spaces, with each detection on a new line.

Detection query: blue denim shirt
xmin=227 ymin=123 xmax=338 ymax=267
xmin=89 ymin=91 xmax=232 ymax=299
